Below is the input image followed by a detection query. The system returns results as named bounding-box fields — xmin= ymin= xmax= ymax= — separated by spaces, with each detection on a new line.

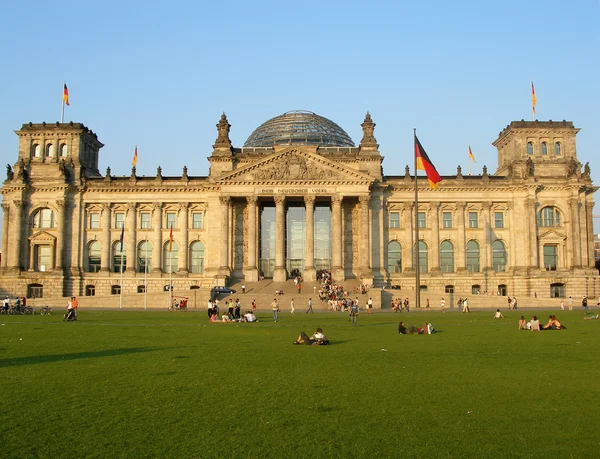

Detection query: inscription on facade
xmin=258 ymin=188 xmax=332 ymax=195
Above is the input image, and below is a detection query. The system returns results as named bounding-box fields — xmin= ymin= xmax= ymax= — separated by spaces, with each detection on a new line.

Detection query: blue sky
xmin=1 ymin=0 xmax=599 ymax=232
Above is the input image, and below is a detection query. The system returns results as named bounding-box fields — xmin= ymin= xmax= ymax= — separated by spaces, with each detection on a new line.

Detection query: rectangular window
xmin=192 ymin=212 xmax=203 ymax=229
xmin=389 ymin=212 xmax=400 ymax=228
xmin=89 ymin=213 xmax=100 ymax=229
xmin=114 ymin=213 xmax=125 ymax=229
xmin=417 ymin=212 xmax=426 ymax=229
xmin=166 ymin=212 xmax=177 ymax=229
xmin=543 ymin=244 xmax=558 ymax=271
xmin=494 ymin=212 xmax=504 ymax=228
xmin=140 ymin=212 xmax=151 ymax=229
xmin=36 ymin=245 xmax=52 ymax=272
xmin=468 ymin=212 xmax=478 ymax=228
xmin=442 ymin=212 xmax=452 ymax=228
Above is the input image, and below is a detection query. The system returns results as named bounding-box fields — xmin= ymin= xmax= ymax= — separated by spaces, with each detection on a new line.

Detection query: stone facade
xmin=1 ymin=115 xmax=598 ymax=304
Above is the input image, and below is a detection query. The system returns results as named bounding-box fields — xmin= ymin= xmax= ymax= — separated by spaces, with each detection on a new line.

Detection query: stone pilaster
xmin=304 ymin=195 xmax=316 ymax=282
xmin=126 ymin=203 xmax=136 ymax=272
xmin=244 ymin=196 xmax=259 ymax=282
xmin=430 ymin=202 xmax=441 ymax=272
xmin=586 ymin=201 xmax=595 ymax=267
xmin=1 ymin=203 xmax=9 ymax=269
xmin=273 ymin=196 xmax=287 ymax=282
xmin=456 ymin=202 xmax=466 ymax=271
xmin=55 ymin=200 xmax=65 ymax=270
xmin=482 ymin=202 xmax=493 ymax=271
xmin=218 ymin=196 xmax=231 ymax=278
xmin=152 ymin=203 xmax=162 ymax=272
xmin=331 ymin=195 xmax=344 ymax=281
xmin=403 ymin=203 xmax=414 ymax=272
xmin=101 ymin=203 xmax=111 ymax=272
xmin=569 ymin=198 xmax=581 ymax=267
xmin=525 ymin=199 xmax=537 ymax=269
xmin=177 ymin=202 xmax=189 ymax=274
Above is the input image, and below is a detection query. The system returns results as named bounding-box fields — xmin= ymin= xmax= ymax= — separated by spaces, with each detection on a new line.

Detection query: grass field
xmin=1 ymin=308 xmax=599 ymax=458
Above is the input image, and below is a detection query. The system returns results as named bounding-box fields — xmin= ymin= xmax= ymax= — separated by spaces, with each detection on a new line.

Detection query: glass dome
xmin=243 ymin=110 xmax=355 ymax=148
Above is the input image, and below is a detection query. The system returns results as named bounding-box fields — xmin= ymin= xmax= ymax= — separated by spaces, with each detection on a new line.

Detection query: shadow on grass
xmin=0 ymin=346 xmax=172 ymax=368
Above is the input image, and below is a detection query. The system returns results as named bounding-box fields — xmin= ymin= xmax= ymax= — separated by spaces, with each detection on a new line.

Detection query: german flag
xmin=531 ymin=81 xmax=537 ymax=114
xmin=63 ymin=83 xmax=69 ymax=106
xmin=415 ymin=135 xmax=442 ymax=190
xmin=468 ymin=145 xmax=476 ymax=163
xmin=132 ymin=145 xmax=138 ymax=167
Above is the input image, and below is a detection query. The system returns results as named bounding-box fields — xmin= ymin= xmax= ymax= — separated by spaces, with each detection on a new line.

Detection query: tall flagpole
xmin=119 ymin=236 xmax=124 ymax=309
xmin=414 ymin=128 xmax=421 ymax=310
xmin=169 ymin=246 xmax=173 ymax=309
xmin=144 ymin=235 xmax=148 ymax=310
xmin=60 ymin=81 xmax=65 ymax=123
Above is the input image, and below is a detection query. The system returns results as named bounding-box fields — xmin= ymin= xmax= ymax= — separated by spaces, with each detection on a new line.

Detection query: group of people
xmin=507 ymin=296 xmax=518 ymax=309
xmin=517 ymin=315 xmax=564 ymax=331
xmin=398 ymin=321 xmax=436 ymax=334
xmin=2 ymin=296 xmax=27 ymax=314
xmin=64 ymin=296 xmax=79 ymax=321
xmin=391 ymin=298 xmax=411 ymax=312
xmin=212 ymin=310 xmax=258 ymax=323
xmin=293 ymin=327 xmax=329 ymax=345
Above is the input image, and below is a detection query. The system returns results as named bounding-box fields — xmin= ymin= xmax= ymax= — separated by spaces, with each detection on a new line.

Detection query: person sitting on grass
xmin=244 ymin=311 xmax=258 ymax=322
xmin=518 ymin=316 xmax=527 ymax=330
xmin=494 ymin=309 xmax=504 ymax=319
xmin=542 ymin=315 xmax=564 ymax=330
xmin=210 ymin=313 xmax=218 ymax=322
xmin=583 ymin=313 xmax=599 ymax=320
xmin=293 ymin=327 xmax=329 ymax=345
xmin=529 ymin=315 xmax=540 ymax=331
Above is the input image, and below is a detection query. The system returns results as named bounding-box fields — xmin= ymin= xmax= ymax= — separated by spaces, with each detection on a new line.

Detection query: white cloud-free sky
xmin=1 ymin=0 xmax=598 ymax=234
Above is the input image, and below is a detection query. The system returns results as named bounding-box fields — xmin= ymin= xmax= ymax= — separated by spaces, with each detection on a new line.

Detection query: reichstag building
xmin=0 ymin=110 xmax=597 ymax=303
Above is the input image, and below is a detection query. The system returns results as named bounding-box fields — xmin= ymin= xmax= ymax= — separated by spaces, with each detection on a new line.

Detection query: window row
xmin=390 ymin=211 xmax=505 ymax=229
xmin=526 ymin=141 xmax=561 ymax=156
xmin=31 ymin=143 xmax=68 ymax=158
xmin=88 ymin=240 xmax=206 ymax=273
xmin=387 ymin=240 xmax=508 ymax=274
xmin=87 ymin=211 xmax=203 ymax=229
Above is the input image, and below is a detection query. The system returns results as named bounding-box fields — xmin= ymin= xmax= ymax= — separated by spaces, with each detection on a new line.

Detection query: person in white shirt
xmin=440 ymin=298 xmax=446 ymax=313
xmin=290 ymin=298 xmax=295 ymax=314
xmin=494 ymin=309 xmax=504 ymax=319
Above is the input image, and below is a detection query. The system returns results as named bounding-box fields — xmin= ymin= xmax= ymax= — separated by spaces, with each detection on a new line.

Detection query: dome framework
xmin=243 ymin=110 xmax=355 ymax=148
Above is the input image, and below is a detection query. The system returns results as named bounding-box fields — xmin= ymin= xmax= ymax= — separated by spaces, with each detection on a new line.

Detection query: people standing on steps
xmin=306 ymin=297 xmax=313 ymax=314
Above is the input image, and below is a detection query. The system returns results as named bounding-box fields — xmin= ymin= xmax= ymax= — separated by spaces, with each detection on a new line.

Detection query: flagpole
xmin=413 ymin=128 xmax=421 ymax=310
xmin=60 ymin=81 xmax=65 ymax=124
xmin=169 ymin=247 xmax=173 ymax=309
xmin=119 ymin=244 xmax=124 ymax=309
xmin=144 ymin=235 xmax=148 ymax=310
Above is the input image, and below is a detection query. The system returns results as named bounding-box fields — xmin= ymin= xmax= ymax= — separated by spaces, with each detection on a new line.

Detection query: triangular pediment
xmin=538 ymin=229 xmax=566 ymax=241
xmin=216 ymin=149 xmax=374 ymax=184
xmin=28 ymin=230 xmax=56 ymax=244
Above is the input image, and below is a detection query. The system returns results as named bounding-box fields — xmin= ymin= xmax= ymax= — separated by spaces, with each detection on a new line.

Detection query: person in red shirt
xmin=71 ymin=296 xmax=79 ymax=321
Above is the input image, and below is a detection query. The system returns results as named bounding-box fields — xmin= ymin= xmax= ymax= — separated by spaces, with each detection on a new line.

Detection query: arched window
xmin=32 ymin=144 xmax=41 ymax=157
xmin=46 ymin=144 xmax=55 ymax=157
xmin=33 ymin=208 xmax=56 ymax=228
xmin=537 ymin=206 xmax=561 ymax=227
xmin=60 ymin=143 xmax=68 ymax=157
xmin=190 ymin=241 xmax=205 ymax=274
xmin=163 ymin=241 xmax=179 ymax=273
xmin=541 ymin=142 xmax=548 ymax=155
xmin=466 ymin=240 xmax=480 ymax=273
xmin=554 ymin=142 xmax=561 ymax=155
xmin=440 ymin=240 xmax=454 ymax=273
xmin=413 ymin=241 xmax=428 ymax=273
xmin=137 ymin=240 xmax=152 ymax=273
xmin=113 ymin=241 xmax=126 ymax=272
xmin=387 ymin=241 xmax=402 ymax=274
xmin=88 ymin=241 xmax=101 ymax=272
xmin=527 ymin=142 xmax=534 ymax=155
xmin=492 ymin=240 xmax=507 ymax=272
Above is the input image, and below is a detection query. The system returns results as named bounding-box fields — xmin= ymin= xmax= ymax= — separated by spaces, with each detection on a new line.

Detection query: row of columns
xmin=219 ymin=194 xmax=371 ymax=283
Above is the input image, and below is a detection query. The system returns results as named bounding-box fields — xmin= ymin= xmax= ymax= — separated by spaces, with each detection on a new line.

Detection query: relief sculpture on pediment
xmin=252 ymin=156 xmax=334 ymax=181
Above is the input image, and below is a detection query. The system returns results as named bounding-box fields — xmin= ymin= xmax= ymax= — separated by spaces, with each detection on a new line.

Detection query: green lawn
xmin=1 ymin=309 xmax=599 ymax=458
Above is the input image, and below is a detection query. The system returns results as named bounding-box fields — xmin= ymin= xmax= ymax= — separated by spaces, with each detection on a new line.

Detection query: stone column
xmin=126 ymin=203 xmax=136 ymax=272
xmin=273 ymin=196 xmax=287 ymax=282
xmin=506 ymin=202 xmax=517 ymax=271
xmin=12 ymin=200 xmax=23 ymax=270
xmin=178 ymin=203 xmax=189 ymax=274
xmin=403 ymin=203 xmax=414 ymax=272
xmin=1 ymin=203 xmax=9 ymax=269
xmin=55 ymin=200 xmax=65 ymax=270
xmin=482 ymin=202 xmax=493 ymax=270
xmin=359 ymin=195 xmax=372 ymax=280
xmin=331 ymin=195 xmax=344 ymax=280
xmin=101 ymin=203 xmax=111 ymax=272
xmin=152 ymin=203 xmax=162 ymax=273
xmin=569 ymin=198 xmax=581 ymax=267
xmin=456 ymin=202 xmax=466 ymax=271
xmin=304 ymin=195 xmax=316 ymax=282
xmin=218 ymin=196 xmax=231 ymax=278
xmin=526 ymin=199 xmax=538 ymax=269
xmin=244 ymin=196 xmax=259 ymax=282
xmin=430 ymin=202 xmax=440 ymax=272
xmin=586 ymin=201 xmax=595 ymax=267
